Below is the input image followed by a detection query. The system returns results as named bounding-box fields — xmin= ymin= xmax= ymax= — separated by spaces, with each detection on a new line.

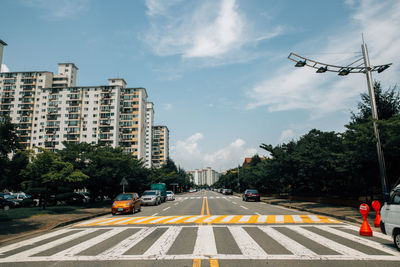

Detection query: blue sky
xmin=1 ymin=0 xmax=399 ymax=171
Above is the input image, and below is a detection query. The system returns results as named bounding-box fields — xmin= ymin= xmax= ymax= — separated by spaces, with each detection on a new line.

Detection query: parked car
xmin=166 ymin=191 xmax=175 ymax=201
xmin=223 ymin=189 xmax=233 ymax=195
xmin=0 ymin=197 xmax=16 ymax=210
xmin=381 ymin=184 xmax=400 ymax=251
xmin=76 ymin=192 xmax=90 ymax=203
xmin=242 ymin=189 xmax=261 ymax=202
xmin=111 ymin=192 xmax=141 ymax=215
xmin=141 ymin=190 xmax=161 ymax=206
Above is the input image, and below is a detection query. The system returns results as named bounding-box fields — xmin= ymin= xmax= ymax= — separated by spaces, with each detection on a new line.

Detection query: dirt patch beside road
xmin=0 ymin=207 xmax=109 ymax=245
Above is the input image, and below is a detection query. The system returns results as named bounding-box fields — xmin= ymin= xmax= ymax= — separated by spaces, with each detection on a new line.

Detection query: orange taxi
xmin=111 ymin=192 xmax=141 ymax=215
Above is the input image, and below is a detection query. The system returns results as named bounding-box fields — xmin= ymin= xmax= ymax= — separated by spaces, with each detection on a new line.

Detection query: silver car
xmin=140 ymin=190 xmax=161 ymax=206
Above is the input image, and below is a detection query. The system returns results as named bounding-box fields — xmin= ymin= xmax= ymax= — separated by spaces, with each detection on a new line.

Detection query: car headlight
xmin=112 ymin=203 xmax=116 ymax=207
xmin=126 ymin=202 xmax=131 ymax=206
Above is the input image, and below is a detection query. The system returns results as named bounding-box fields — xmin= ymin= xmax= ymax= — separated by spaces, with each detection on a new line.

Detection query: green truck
xmin=151 ymin=183 xmax=167 ymax=202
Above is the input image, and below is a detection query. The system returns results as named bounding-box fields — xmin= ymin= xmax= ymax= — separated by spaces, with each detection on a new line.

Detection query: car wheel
xmin=138 ymin=206 xmax=141 ymax=212
xmin=112 ymin=212 xmax=116 ymax=216
xmin=394 ymin=231 xmax=400 ymax=251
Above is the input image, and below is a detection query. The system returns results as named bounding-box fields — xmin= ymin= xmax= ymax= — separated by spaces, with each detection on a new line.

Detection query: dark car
xmin=223 ymin=189 xmax=233 ymax=195
xmin=243 ymin=189 xmax=260 ymax=202
xmin=112 ymin=192 xmax=141 ymax=215
xmin=0 ymin=197 xmax=16 ymax=210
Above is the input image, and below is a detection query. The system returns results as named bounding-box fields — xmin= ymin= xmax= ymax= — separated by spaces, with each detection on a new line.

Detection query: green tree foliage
xmin=217 ymin=82 xmax=400 ymax=200
xmin=150 ymin=158 xmax=193 ymax=191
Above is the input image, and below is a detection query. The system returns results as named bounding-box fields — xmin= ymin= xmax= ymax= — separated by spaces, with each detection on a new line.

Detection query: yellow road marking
xmin=76 ymin=215 xmax=341 ymax=226
xmin=193 ymin=258 xmax=201 ymax=267
xmin=210 ymin=259 xmax=219 ymax=267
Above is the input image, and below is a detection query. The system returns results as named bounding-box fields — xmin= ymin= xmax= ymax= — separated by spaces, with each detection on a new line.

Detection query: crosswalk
xmin=0 ymin=224 xmax=398 ymax=262
xmin=75 ymin=214 xmax=341 ymax=226
xmin=176 ymin=196 xmax=239 ymax=200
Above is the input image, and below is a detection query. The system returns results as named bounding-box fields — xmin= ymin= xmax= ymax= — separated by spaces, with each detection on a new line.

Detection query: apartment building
xmin=145 ymin=102 xmax=154 ymax=168
xmin=187 ymin=167 xmax=220 ymax=186
xmin=152 ymin=125 xmax=169 ymax=168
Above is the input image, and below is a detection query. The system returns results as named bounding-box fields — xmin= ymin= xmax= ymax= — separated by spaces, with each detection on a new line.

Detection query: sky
xmin=1 ymin=0 xmax=399 ymax=172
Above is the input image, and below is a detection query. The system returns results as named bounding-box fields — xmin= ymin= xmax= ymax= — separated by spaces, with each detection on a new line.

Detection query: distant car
xmin=141 ymin=190 xmax=161 ymax=206
xmin=223 ymin=189 xmax=233 ymax=195
xmin=76 ymin=192 xmax=90 ymax=203
xmin=189 ymin=189 xmax=196 ymax=193
xmin=242 ymin=189 xmax=260 ymax=202
xmin=0 ymin=197 xmax=16 ymax=210
xmin=166 ymin=191 xmax=175 ymax=201
xmin=111 ymin=192 xmax=141 ymax=215
xmin=218 ymin=188 xmax=224 ymax=193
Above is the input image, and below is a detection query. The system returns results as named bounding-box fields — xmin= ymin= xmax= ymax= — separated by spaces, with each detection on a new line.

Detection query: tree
xmin=351 ymin=81 xmax=400 ymax=124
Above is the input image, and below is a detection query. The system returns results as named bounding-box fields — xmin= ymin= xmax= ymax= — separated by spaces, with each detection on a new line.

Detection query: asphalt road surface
xmin=1 ymin=190 xmax=399 ymax=266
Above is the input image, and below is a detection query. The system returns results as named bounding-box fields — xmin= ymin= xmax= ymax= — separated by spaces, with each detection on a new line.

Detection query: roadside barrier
xmin=359 ymin=203 xmax=373 ymax=236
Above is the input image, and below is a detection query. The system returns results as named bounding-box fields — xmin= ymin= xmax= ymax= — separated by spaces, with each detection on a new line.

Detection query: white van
xmin=380 ymin=184 xmax=400 ymax=251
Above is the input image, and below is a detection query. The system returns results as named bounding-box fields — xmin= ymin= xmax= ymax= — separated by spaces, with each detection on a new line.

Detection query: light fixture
xmin=377 ymin=64 xmax=390 ymax=73
xmin=295 ymin=60 xmax=306 ymax=67
xmin=316 ymin=66 xmax=327 ymax=73
xmin=338 ymin=68 xmax=350 ymax=76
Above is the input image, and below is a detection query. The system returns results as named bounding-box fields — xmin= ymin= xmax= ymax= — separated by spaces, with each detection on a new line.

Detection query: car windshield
xmin=247 ymin=190 xmax=259 ymax=193
xmin=167 ymin=191 xmax=173 ymax=194
xmin=143 ymin=191 xmax=156 ymax=196
xmin=115 ymin=194 xmax=133 ymax=201
xmin=226 ymin=189 xmax=232 ymax=192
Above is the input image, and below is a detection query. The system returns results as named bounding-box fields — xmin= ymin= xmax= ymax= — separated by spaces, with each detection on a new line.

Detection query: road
xmin=0 ymin=190 xmax=399 ymax=266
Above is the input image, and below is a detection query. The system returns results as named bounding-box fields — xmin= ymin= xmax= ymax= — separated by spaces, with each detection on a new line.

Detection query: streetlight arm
xmin=288 ymin=52 xmax=392 ymax=74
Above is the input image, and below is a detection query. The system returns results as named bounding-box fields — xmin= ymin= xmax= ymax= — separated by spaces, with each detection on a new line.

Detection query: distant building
xmin=0 ymin=40 xmax=7 ymax=73
xmin=187 ymin=167 xmax=219 ymax=186
xmin=145 ymin=102 xmax=154 ymax=168
xmin=152 ymin=125 xmax=169 ymax=168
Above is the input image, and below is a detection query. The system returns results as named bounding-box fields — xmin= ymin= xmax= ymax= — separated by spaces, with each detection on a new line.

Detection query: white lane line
xmin=317 ymin=225 xmax=400 ymax=255
xmin=259 ymin=226 xmax=317 ymax=257
xmin=257 ymin=215 xmax=267 ymax=223
xmin=343 ymin=224 xmax=392 ymax=241
xmin=149 ymin=216 xmax=173 ymax=224
xmin=6 ymin=229 xmax=97 ymax=259
xmin=275 ymin=215 xmax=284 ymax=223
xmin=232 ymin=201 xmax=237 ymax=204
xmin=292 ymin=215 xmax=302 ymax=222
xmin=221 ymin=215 xmax=235 ymax=223
xmin=100 ymin=227 xmax=155 ymax=257
xmin=228 ymin=226 xmax=267 ymax=257
xmin=0 ymin=228 xmax=71 ymax=255
xmin=184 ymin=215 xmax=205 ymax=223
xmin=196 ymin=197 xmax=201 ymax=199
xmin=164 ymin=216 xmax=188 ymax=223
xmin=216 ymin=197 xmax=220 ymax=199
xmin=174 ymin=203 xmax=179 ymax=206
xmin=143 ymin=226 xmax=182 ymax=256
xmin=152 ymin=213 xmax=159 ymax=216
xmin=162 ymin=207 xmax=170 ymax=211
xmin=193 ymin=226 xmax=217 ymax=256
xmin=290 ymin=226 xmax=366 ymax=257
xmin=53 ymin=228 xmax=127 ymax=257
xmin=190 ymin=197 xmax=195 ymax=199
xmin=255 ymin=212 xmax=261 ymax=216
xmin=203 ymin=216 xmax=219 ymax=223
xmin=240 ymin=205 xmax=249 ymax=210
xmin=239 ymin=215 xmax=251 ymax=223
xmin=308 ymin=215 xmax=320 ymax=222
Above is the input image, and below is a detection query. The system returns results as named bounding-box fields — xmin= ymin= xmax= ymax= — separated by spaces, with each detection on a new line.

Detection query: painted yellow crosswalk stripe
xmin=75 ymin=215 xmax=341 ymax=226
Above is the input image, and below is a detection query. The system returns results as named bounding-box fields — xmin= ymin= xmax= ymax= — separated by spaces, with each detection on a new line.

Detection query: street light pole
xmin=288 ymin=38 xmax=392 ymax=203
xmin=361 ymin=41 xmax=390 ymax=203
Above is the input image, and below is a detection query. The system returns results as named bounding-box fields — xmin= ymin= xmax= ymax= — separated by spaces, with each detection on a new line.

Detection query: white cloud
xmin=164 ymin=103 xmax=173 ymax=111
xmin=279 ymin=129 xmax=295 ymax=143
xmin=246 ymin=0 xmax=400 ymax=118
xmin=143 ymin=0 xmax=283 ymax=61
xmin=170 ymin=133 xmax=262 ymax=171
xmin=22 ymin=0 xmax=90 ymax=19
xmin=1 ymin=64 xmax=9 ymax=73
